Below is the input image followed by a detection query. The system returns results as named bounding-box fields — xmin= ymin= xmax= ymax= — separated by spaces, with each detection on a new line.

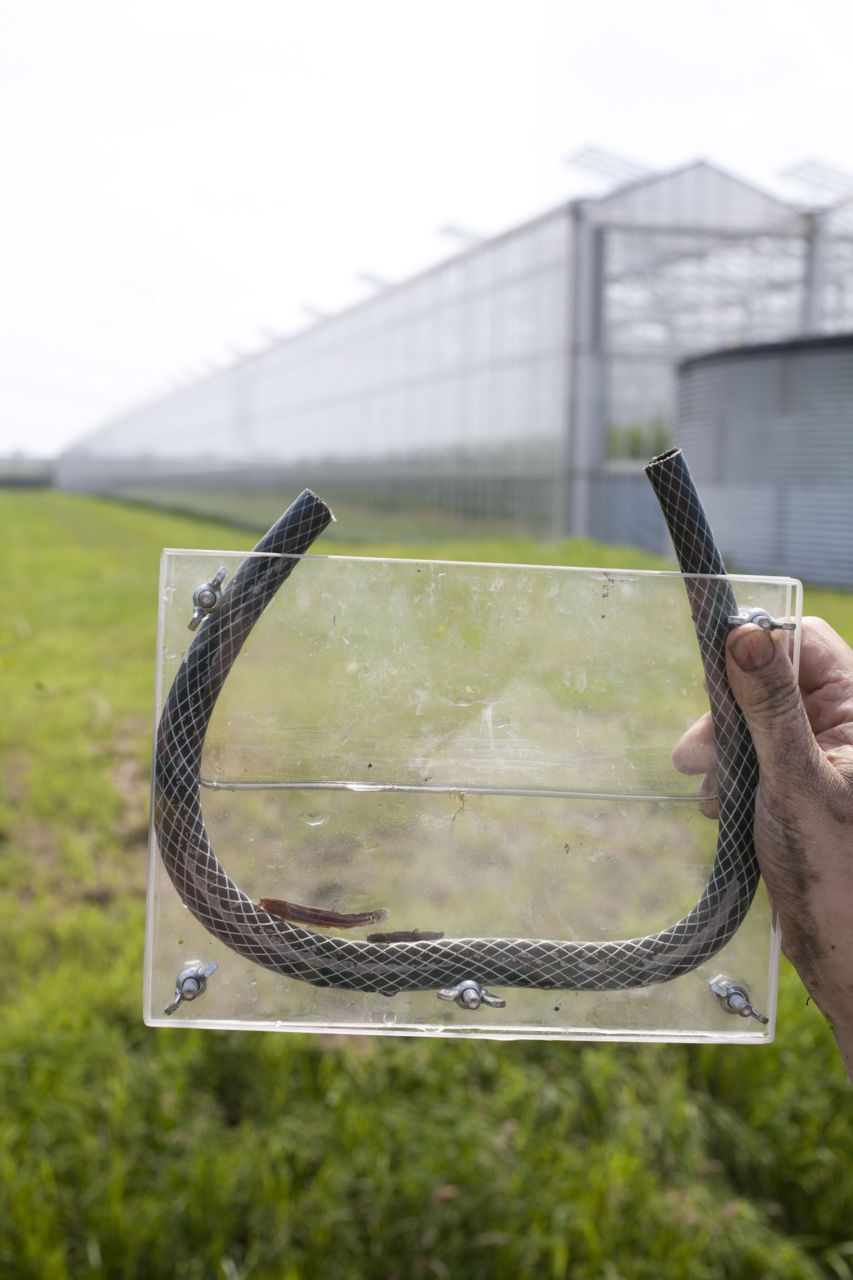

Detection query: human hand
xmin=673 ymin=617 xmax=853 ymax=1079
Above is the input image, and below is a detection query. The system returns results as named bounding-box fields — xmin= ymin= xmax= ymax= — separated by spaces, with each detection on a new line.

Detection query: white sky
xmin=2 ymin=0 xmax=853 ymax=457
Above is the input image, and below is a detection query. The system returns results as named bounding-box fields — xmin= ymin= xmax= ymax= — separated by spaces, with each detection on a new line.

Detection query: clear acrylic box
xmin=145 ymin=550 xmax=801 ymax=1042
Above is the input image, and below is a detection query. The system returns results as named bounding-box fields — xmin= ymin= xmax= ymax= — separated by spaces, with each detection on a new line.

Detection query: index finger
xmin=795 ymin=617 xmax=853 ymax=696
xmin=672 ymin=709 xmax=715 ymax=776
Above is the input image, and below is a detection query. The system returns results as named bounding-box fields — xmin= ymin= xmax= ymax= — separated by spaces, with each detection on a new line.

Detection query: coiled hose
xmin=154 ymin=449 xmax=759 ymax=995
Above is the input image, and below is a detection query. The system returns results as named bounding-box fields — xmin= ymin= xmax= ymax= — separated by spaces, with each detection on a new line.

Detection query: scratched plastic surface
xmin=145 ymin=551 xmax=801 ymax=1042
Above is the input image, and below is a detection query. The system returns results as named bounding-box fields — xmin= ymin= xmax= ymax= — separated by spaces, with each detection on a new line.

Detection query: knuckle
xmin=746 ymin=675 xmax=803 ymax=723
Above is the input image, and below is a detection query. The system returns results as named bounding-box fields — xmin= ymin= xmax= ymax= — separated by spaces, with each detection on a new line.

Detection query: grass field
xmin=120 ymin=486 xmax=534 ymax=545
xmin=1 ymin=490 xmax=851 ymax=1280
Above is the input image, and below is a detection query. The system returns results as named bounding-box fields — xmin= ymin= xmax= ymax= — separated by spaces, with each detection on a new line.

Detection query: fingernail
xmin=729 ymin=626 xmax=775 ymax=672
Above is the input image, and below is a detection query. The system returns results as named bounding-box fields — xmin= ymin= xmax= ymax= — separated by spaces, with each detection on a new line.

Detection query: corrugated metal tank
xmin=677 ymin=334 xmax=853 ymax=586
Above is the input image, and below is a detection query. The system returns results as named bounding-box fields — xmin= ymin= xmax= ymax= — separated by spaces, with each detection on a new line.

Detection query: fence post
xmin=564 ymin=203 xmax=606 ymax=538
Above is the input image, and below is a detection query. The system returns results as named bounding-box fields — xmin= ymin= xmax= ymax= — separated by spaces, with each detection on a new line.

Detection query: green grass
xmin=1 ymin=490 xmax=851 ymax=1280
xmin=119 ymin=486 xmax=535 ymax=544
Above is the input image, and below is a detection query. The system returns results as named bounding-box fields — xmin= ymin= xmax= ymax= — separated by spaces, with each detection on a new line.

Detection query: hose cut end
xmin=299 ymin=488 xmax=336 ymax=525
xmin=644 ymin=446 xmax=682 ymax=476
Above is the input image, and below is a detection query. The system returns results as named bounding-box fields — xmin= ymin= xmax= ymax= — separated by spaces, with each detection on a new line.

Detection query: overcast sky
xmin=2 ymin=0 xmax=853 ymax=457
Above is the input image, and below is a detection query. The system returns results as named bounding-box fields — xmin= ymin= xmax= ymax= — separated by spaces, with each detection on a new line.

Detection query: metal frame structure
xmin=57 ymin=160 xmax=853 ymax=551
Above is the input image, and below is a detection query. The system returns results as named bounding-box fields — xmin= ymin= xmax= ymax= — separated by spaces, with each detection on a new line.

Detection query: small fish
xmin=258 ymin=898 xmax=389 ymax=929
xmin=366 ymin=929 xmax=444 ymax=944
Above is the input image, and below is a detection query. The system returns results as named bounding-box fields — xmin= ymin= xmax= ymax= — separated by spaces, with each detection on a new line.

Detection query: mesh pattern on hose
xmin=154 ymin=457 xmax=759 ymax=995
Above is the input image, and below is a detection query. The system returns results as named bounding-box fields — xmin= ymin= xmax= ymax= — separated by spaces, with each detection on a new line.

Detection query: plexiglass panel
xmin=145 ymin=551 xmax=801 ymax=1042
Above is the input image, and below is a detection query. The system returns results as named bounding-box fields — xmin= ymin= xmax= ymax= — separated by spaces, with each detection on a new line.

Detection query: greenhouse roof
xmin=585 ymin=159 xmax=808 ymax=232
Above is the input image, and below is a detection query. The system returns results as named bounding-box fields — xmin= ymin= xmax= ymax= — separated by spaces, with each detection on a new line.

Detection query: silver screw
xmin=164 ymin=960 xmax=219 ymax=1015
xmin=188 ymin=567 xmax=227 ymax=631
xmin=437 ymin=979 xmax=506 ymax=1010
xmin=728 ymin=608 xmax=796 ymax=633
xmin=709 ymin=975 xmax=769 ymax=1025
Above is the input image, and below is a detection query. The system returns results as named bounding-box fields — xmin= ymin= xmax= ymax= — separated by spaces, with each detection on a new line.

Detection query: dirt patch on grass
xmin=107 ymin=718 xmax=152 ymax=901
xmin=3 ymin=753 xmax=28 ymax=809
xmin=17 ymin=817 xmax=62 ymax=867
xmin=110 ymin=717 xmax=151 ymax=853
xmin=112 ymin=756 xmax=150 ymax=846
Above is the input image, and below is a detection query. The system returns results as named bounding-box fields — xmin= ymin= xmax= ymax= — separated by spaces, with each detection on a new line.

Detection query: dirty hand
xmin=673 ymin=617 xmax=853 ymax=1079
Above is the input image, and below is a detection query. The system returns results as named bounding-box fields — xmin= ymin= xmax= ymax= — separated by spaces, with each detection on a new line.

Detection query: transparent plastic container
xmin=145 ymin=550 xmax=801 ymax=1043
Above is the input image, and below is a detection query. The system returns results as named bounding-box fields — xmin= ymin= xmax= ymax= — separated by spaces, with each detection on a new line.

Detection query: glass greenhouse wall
xmin=57 ymin=161 xmax=853 ymax=554
xmin=60 ymin=206 xmax=572 ymax=535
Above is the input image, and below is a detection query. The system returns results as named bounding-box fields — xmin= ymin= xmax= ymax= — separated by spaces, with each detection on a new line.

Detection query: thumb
xmin=726 ymin=624 xmax=820 ymax=790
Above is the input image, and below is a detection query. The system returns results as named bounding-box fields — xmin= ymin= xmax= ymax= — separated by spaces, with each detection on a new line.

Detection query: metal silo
xmin=677 ymin=334 xmax=853 ymax=586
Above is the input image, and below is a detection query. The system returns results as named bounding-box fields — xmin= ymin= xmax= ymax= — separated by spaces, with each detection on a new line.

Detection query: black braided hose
xmin=153 ymin=450 xmax=760 ymax=995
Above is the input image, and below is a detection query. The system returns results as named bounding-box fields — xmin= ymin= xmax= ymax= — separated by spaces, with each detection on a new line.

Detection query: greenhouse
xmin=57 ymin=160 xmax=853 ymax=550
